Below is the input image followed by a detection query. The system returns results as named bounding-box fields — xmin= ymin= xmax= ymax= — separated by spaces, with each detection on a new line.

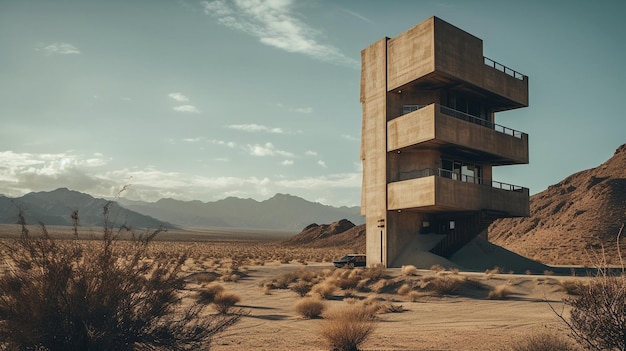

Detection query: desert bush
xmin=487 ymin=284 xmax=513 ymax=300
xmin=551 ymin=225 xmax=626 ymax=351
xmin=401 ymin=264 xmax=419 ymax=276
xmin=397 ymin=283 xmax=412 ymax=296
xmin=319 ymin=305 xmax=377 ymax=351
xmin=311 ymin=281 xmax=337 ymax=299
xmin=510 ymin=331 xmax=580 ymax=351
xmin=559 ymin=279 xmax=586 ymax=295
xmin=0 ymin=207 xmax=240 ymax=351
xmin=406 ymin=290 xmax=425 ymax=302
xmin=363 ymin=263 xmax=386 ymax=281
xmin=197 ymin=283 xmax=225 ymax=304
xmin=294 ymin=298 xmax=326 ymax=318
xmin=423 ymin=275 xmax=468 ymax=296
xmin=212 ymin=291 xmax=241 ymax=314
xmin=289 ymin=279 xmax=313 ymax=297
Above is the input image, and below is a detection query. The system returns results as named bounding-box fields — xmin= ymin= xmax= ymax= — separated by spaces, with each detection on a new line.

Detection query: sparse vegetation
xmin=487 ymin=284 xmax=513 ymax=300
xmin=0 ymin=207 xmax=240 ymax=350
xmin=212 ymin=291 xmax=241 ymax=314
xmin=319 ymin=305 xmax=377 ymax=351
xmin=510 ymin=331 xmax=581 ymax=351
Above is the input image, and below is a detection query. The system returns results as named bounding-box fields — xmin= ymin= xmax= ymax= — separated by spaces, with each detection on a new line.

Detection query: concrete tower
xmin=360 ymin=17 xmax=529 ymax=267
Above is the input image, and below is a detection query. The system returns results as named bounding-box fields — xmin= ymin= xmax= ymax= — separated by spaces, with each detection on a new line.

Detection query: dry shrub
xmin=294 ymin=298 xmax=326 ymax=318
xmin=485 ymin=266 xmax=502 ymax=275
xmin=423 ymin=275 xmax=468 ymax=296
xmin=0 ymin=208 xmax=240 ymax=351
xmin=363 ymin=263 xmax=386 ymax=281
xmin=487 ymin=284 xmax=513 ymax=300
xmin=212 ymin=291 xmax=241 ymax=314
xmin=406 ymin=290 xmax=426 ymax=302
xmin=510 ymin=331 xmax=580 ymax=351
xmin=401 ymin=265 xmax=419 ymax=276
xmin=311 ymin=281 xmax=337 ymax=299
xmin=370 ymin=278 xmax=396 ymax=293
xmin=430 ymin=264 xmax=446 ymax=272
xmin=559 ymin=279 xmax=586 ymax=295
xmin=197 ymin=283 xmax=225 ymax=304
xmin=289 ymin=279 xmax=313 ymax=297
xmin=550 ymin=225 xmax=626 ymax=351
xmin=397 ymin=283 xmax=412 ymax=296
xmin=319 ymin=305 xmax=377 ymax=351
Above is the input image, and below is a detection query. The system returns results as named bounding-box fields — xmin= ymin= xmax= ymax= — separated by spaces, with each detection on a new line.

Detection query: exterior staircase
xmin=429 ymin=210 xmax=507 ymax=258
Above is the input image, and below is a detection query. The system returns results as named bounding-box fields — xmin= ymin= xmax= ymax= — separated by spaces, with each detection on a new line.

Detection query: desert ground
xmin=0 ymin=224 xmax=583 ymax=351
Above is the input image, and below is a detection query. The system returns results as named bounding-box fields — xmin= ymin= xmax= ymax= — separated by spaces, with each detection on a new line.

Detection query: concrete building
xmin=360 ymin=16 xmax=529 ymax=267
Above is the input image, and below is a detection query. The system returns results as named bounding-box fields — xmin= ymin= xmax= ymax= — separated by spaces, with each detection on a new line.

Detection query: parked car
xmin=333 ymin=254 xmax=366 ymax=268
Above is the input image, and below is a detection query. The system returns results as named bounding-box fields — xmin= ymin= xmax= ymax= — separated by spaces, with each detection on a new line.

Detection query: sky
xmin=1 ymin=0 xmax=625 ymax=207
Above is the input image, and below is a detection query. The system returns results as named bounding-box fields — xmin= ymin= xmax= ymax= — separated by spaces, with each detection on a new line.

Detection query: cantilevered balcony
xmin=387 ymin=103 xmax=528 ymax=165
xmin=387 ymin=168 xmax=529 ymax=216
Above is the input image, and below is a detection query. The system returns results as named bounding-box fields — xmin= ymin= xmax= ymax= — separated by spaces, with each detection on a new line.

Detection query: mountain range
xmin=0 ymin=189 xmax=363 ymax=232
xmin=118 ymin=194 xmax=363 ymax=231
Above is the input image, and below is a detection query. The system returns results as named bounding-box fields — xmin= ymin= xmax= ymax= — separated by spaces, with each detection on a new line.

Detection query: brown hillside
xmin=284 ymin=219 xmax=366 ymax=253
xmin=490 ymin=143 xmax=626 ymax=266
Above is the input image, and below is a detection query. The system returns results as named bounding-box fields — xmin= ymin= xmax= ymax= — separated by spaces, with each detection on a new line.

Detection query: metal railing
xmin=484 ymin=57 xmax=525 ymax=80
xmin=396 ymin=168 xmax=527 ymax=193
xmin=438 ymin=105 xmax=525 ymax=139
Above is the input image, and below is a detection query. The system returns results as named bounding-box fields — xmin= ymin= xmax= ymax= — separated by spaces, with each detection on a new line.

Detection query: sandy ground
xmin=207 ymin=263 xmax=577 ymax=351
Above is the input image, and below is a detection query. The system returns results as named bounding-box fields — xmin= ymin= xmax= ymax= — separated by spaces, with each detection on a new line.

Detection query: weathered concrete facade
xmin=360 ymin=17 xmax=529 ymax=267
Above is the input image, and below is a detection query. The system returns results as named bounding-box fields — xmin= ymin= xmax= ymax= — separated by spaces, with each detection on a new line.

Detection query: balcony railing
xmin=396 ymin=168 xmax=526 ymax=192
xmin=438 ymin=105 xmax=525 ymax=139
xmin=483 ymin=57 xmax=525 ymax=80
xmin=401 ymin=104 xmax=526 ymax=139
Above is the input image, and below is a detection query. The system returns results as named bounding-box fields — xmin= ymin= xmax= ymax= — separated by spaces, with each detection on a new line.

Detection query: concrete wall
xmin=360 ymin=38 xmax=389 ymax=266
xmin=387 ymin=17 xmax=435 ymax=91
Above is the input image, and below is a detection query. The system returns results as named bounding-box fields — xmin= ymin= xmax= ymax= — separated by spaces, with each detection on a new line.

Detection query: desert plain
xmin=0 ymin=224 xmax=583 ymax=351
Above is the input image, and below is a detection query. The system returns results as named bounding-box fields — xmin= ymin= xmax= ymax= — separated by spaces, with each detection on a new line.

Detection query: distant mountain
xmin=490 ymin=143 xmax=626 ymax=266
xmin=118 ymin=193 xmax=363 ymax=231
xmin=0 ymin=188 xmax=174 ymax=229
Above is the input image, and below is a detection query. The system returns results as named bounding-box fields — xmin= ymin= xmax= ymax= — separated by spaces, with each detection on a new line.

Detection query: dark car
xmin=333 ymin=254 xmax=366 ymax=268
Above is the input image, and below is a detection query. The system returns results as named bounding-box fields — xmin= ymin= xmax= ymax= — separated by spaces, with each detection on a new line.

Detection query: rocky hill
xmin=489 ymin=143 xmax=626 ymax=266
xmin=285 ymin=219 xmax=366 ymax=253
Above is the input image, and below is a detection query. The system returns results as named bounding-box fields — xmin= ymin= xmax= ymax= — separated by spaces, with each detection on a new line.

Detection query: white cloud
xmin=245 ymin=142 xmax=294 ymax=157
xmin=305 ymin=150 xmax=318 ymax=156
xmin=281 ymin=159 xmax=294 ymax=166
xmin=36 ymin=42 xmax=80 ymax=55
xmin=173 ymin=105 xmax=200 ymax=113
xmin=291 ymin=106 xmax=313 ymax=114
xmin=341 ymin=134 xmax=359 ymax=141
xmin=0 ymin=150 xmax=361 ymax=206
xmin=201 ymin=0 xmax=358 ymax=67
xmin=226 ymin=123 xmax=284 ymax=134
xmin=317 ymin=160 xmax=327 ymax=168
xmin=168 ymin=92 xmax=190 ymax=102
xmin=183 ymin=137 xmax=202 ymax=142
xmin=210 ymin=139 xmax=237 ymax=148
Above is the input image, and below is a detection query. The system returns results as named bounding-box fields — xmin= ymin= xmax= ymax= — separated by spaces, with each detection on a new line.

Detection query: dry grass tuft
xmin=311 ymin=281 xmax=337 ymax=299
xmin=487 ymin=284 xmax=513 ymax=300
xmin=423 ymin=274 xmax=469 ymax=296
xmin=212 ymin=291 xmax=241 ymax=314
xmin=289 ymin=279 xmax=313 ymax=297
xmin=197 ymin=283 xmax=225 ymax=304
xmin=319 ymin=305 xmax=377 ymax=351
xmin=401 ymin=265 xmax=419 ymax=276
xmin=294 ymin=298 xmax=326 ymax=318
xmin=397 ymin=283 xmax=412 ymax=296
xmin=559 ymin=279 xmax=586 ymax=295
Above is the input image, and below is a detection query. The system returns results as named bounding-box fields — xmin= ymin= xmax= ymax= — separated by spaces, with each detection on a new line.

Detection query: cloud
xmin=168 ymin=92 xmax=190 ymax=102
xmin=305 ymin=150 xmax=318 ymax=156
xmin=209 ymin=139 xmax=237 ymax=148
xmin=226 ymin=123 xmax=284 ymax=134
xmin=36 ymin=42 xmax=80 ymax=55
xmin=341 ymin=134 xmax=359 ymax=141
xmin=281 ymin=159 xmax=294 ymax=166
xmin=0 ymin=150 xmax=361 ymax=206
xmin=173 ymin=105 xmax=200 ymax=113
xmin=201 ymin=0 xmax=358 ymax=67
xmin=337 ymin=8 xmax=374 ymax=24
xmin=291 ymin=106 xmax=313 ymax=114
xmin=317 ymin=160 xmax=327 ymax=168
xmin=245 ymin=142 xmax=294 ymax=157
